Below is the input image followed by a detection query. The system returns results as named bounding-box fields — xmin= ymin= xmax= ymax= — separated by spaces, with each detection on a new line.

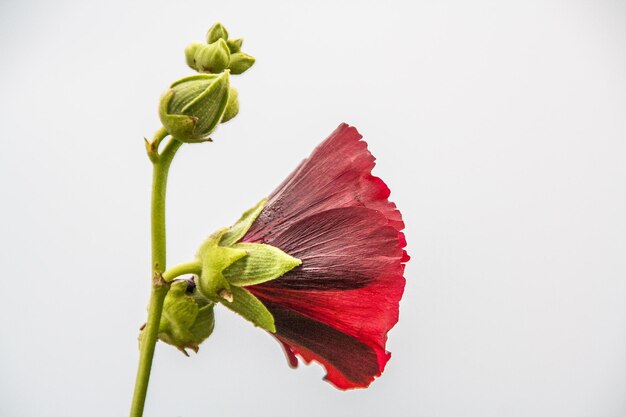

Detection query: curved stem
xmin=130 ymin=137 xmax=183 ymax=417
xmin=162 ymin=260 xmax=202 ymax=282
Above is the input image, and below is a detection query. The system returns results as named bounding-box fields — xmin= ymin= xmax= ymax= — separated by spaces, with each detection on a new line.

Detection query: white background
xmin=1 ymin=1 xmax=625 ymax=416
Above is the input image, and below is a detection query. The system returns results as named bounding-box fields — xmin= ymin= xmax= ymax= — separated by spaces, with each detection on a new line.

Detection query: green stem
xmin=130 ymin=136 xmax=183 ymax=417
xmin=162 ymin=260 xmax=202 ymax=282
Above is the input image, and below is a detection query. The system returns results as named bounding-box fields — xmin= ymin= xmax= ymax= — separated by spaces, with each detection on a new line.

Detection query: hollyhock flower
xmin=237 ymin=123 xmax=409 ymax=389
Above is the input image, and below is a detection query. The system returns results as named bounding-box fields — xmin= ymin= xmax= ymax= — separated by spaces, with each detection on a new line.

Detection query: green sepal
xmin=221 ymin=87 xmax=239 ymax=124
xmin=207 ymin=22 xmax=229 ymax=44
xmin=158 ymin=89 xmax=199 ymax=142
xmin=182 ymin=71 xmax=230 ymax=137
xmin=194 ymin=39 xmax=231 ymax=74
xmin=170 ymin=73 xmax=220 ymax=88
xmin=220 ymin=198 xmax=267 ymax=246
xmin=156 ymin=280 xmax=216 ymax=355
xmin=228 ymin=52 xmax=255 ymax=75
xmin=225 ymin=242 xmax=301 ymax=286
xmin=226 ymin=38 xmax=243 ymax=53
xmin=216 ymin=286 xmax=276 ymax=332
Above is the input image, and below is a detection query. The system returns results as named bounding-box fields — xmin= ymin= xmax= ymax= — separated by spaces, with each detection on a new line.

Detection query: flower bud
xmin=206 ymin=22 xmax=229 ymax=44
xmin=159 ymin=72 xmax=231 ymax=142
xmin=228 ymin=52 xmax=255 ymax=75
xmin=221 ymin=88 xmax=239 ymax=123
xmin=184 ymin=42 xmax=204 ymax=71
xmin=194 ymin=39 xmax=230 ymax=74
xmin=226 ymin=38 xmax=243 ymax=53
xmin=155 ymin=279 xmax=216 ymax=355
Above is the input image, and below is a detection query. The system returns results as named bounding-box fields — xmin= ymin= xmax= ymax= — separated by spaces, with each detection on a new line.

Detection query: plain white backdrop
xmin=1 ymin=0 xmax=625 ymax=416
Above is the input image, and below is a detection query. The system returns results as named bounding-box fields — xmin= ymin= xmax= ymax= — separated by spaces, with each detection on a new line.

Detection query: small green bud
xmin=155 ymin=279 xmax=216 ymax=355
xmin=221 ymin=88 xmax=239 ymax=123
xmin=159 ymin=72 xmax=231 ymax=142
xmin=206 ymin=22 xmax=229 ymax=44
xmin=194 ymin=39 xmax=231 ymax=74
xmin=226 ymin=38 xmax=243 ymax=53
xmin=184 ymin=42 xmax=204 ymax=71
xmin=228 ymin=52 xmax=255 ymax=75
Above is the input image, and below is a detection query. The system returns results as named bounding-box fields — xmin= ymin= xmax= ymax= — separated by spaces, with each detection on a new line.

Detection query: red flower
xmin=243 ymin=123 xmax=409 ymax=389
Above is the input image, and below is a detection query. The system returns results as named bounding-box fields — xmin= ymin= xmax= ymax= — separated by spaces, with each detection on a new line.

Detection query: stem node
xmin=152 ymin=272 xmax=169 ymax=289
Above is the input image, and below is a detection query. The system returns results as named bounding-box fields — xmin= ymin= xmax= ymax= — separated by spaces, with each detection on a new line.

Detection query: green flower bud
xmin=228 ymin=52 xmax=255 ymax=75
xmin=194 ymin=39 xmax=231 ymax=74
xmin=226 ymin=38 xmax=243 ymax=53
xmin=221 ymin=88 xmax=239 ymax=123
xmin=159 ymin=72 xmax=231 ymax=142
xmin=184 ymin=42 xmax=204 ymax=71
xmin=206 ymin=22 xmax=229 ymax=44
xmin=156 ymin=279 xmax=216 ymax=355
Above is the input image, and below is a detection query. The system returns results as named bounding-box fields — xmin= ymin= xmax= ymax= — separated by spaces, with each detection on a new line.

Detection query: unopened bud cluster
xmin=185 ymin=23 xmax=255 ymax=75
xmin=158 ymin=23 xmax=254 ymax=143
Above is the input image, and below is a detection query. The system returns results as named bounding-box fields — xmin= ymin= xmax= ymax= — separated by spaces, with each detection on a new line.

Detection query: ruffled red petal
xmin=243 ymin=123 xmax=408 ymax=389
xmin=260 ymin=301 xmax=387 ymax=389
xmin=244 ymin=123 xmax=406 ymax=240
xmin=251 ymin=276 xmax=405 ymax=389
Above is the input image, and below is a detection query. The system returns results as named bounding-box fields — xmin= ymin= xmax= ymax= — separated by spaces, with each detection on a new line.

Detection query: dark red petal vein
xmin=248 ymin=207 xmax=403 ymax=290
xmin=250 ymin=275 xmax=405 ymax=372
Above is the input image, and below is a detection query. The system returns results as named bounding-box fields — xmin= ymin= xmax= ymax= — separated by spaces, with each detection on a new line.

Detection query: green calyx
xmin=195 ymin=228 xmax=247 ymax=301
xmin=158 ymin=72 xmax=230 ymax=142
xmin=194 ymin=199 xmax=302 ymax=332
